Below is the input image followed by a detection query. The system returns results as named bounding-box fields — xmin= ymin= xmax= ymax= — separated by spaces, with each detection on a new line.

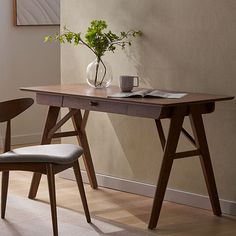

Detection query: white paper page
xmin=147 ymin=90 xmax=187 ymax=98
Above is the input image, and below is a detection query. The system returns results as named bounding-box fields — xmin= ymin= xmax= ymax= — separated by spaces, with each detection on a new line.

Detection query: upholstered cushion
xmin=0 ymin=144 xmax=83 ymax=164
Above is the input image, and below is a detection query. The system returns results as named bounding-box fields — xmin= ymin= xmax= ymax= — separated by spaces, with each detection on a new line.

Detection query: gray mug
xmin=119 ymin=75 xmax=139 ymax=92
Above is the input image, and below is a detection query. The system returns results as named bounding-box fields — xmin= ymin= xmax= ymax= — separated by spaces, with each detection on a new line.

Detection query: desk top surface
xmin=21 ymin=84 xmax=234 ymax=107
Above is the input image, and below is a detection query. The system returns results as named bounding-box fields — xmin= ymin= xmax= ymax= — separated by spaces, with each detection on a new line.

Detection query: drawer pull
xmin=89 ymin=101 xmax=98 ymax=106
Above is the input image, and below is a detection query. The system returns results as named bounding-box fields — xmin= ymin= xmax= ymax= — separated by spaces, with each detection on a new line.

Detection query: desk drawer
xmin=127 ymin=104 xmax=162 ymax=119
xmin=63 ymin=96 xmax=128 ymax=115
xmin=37 ymin=93 xmax=63 ymax=106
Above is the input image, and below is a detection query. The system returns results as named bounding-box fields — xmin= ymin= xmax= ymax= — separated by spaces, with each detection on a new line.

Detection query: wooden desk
xmin=21 ymin=84 xmax=233 ymax=229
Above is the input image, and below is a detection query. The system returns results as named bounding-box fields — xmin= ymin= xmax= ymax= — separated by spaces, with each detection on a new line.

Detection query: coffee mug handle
xmin=133 ymin=76 xmax=139 ymax=87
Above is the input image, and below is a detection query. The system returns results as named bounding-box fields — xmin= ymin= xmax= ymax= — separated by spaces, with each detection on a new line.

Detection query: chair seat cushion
xmin=0 ymin=144 xmax=83 ymax=164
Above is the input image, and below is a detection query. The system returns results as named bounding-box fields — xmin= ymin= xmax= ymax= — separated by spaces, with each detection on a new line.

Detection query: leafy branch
xmin=45 ymin=20 xmax=142 ymax=87
xmin=45 ymin=20 xmax=142 ymax=60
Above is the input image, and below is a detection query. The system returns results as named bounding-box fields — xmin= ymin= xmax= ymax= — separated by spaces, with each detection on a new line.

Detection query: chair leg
xmin=28 ymin=173 xmax=42 ymax=199
xmin=46 ymin=164 xmax=58 ymax=236
xmin=1 ymin=171 xmax=9 ymax=219
xmin=73 ymin=160 xmax=91 ymax=223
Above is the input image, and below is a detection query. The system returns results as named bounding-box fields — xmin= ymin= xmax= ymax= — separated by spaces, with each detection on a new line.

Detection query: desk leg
xmin=71 ymin=110 xmax=98 ymax=189
xmin=148 ymin=106 xmax=186 ymax=229
xmin=189 ymin=106 xmax=221 ymax=216
xmin=28 ymin=106 xmax=60 ymax=199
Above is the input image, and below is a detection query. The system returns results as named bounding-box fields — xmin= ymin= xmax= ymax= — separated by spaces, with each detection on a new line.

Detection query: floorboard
xmin=2 ymin=171 xmax=236 ymax=236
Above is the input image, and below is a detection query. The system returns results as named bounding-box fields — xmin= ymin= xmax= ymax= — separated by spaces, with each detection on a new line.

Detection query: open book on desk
xmin=108 ymin=89 xmax=187 ymax=99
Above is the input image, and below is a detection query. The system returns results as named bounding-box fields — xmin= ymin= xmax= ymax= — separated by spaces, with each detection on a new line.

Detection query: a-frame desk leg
xmin=71 ymin=109 xmax=98 ymax=189
xmin=28 ymin=106 xmax=60 ymax=199
xmin=148 ymin=106 xmax=187 ymax=229
xmin=28 ymin=106 xmax=98 ymax=199
xmin=148 ymin=104 xmax=221 ymax=229
xmin=189 ymin=106 xmax=221 ymax=216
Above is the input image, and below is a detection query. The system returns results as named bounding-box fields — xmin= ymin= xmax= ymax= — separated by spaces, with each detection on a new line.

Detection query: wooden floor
xmin=2 ymin=171 xmax=235 ymax=236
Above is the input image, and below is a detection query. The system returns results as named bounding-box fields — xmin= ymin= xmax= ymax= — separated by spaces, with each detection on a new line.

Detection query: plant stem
xmin=94 ymin=57 xmax=100 ymax=87
xmin=79 ymin=38 xmax=100 ymax=58
xmin=93 ymin=57 xmax=107 ymax=87
xmin=97 ymin=58 xmax=107 ymax=86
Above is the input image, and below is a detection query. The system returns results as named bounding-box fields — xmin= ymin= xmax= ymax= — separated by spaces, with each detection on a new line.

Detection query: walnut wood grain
xmin=21 ymin=83 xmax=234 ymax=106
xmin=20 ymin=83 xmax=234 ymax=230
xmin=28 ymin=106 xmax=60 ymax=199
xmin=190 ymin=105 xmax=222 ymax=216
xmin=0 ymin=98 xmax=90 ymax=236
xmin=148 ymin=105 xmax=187 ymax=229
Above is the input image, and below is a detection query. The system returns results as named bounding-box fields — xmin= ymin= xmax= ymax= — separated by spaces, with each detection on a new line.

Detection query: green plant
xmin=45 ymin=20 xmax=142 ymax=87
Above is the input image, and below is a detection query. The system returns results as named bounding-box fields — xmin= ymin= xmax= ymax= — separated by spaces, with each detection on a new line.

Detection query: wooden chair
xmin=0 ymin=98 xmax=91 ymax=236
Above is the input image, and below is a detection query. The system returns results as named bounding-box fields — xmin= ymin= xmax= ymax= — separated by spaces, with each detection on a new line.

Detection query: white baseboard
xmin=0 ymin=133 xmax=42 ymax=146
xmin=60 ymin=169 xmax=236 ymax=216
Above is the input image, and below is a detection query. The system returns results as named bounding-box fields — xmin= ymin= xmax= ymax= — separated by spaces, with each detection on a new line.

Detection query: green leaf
xmin=44 ymin=36 xmax=50 ymax=42
xmin=44 ymin=20 xmax=142 ymax=58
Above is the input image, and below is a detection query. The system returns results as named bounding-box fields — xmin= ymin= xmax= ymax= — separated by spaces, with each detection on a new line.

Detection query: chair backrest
xmin=0 ymin=98 xmax=34 ymax=152
xmin=0 ymin=98 xmax=34 ymax=123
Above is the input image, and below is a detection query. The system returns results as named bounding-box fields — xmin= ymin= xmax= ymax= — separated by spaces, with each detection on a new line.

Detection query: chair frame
xmin=0 ymin=98 xmax=90 ymax=236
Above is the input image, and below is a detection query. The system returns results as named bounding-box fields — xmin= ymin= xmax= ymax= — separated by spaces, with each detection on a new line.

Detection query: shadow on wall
xmin=121 ymin=0 xmax=236 ymax=97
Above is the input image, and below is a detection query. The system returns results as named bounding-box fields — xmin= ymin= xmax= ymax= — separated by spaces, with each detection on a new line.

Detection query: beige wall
xmin=0 ymin=0 xmax=60 ymax=144
xmin=61 ymin=0 xmax=236 ymax=202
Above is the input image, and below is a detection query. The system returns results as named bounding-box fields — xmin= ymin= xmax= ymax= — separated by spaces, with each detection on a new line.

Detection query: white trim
xmin=60 ymin=169 xmax=236 ymax=216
